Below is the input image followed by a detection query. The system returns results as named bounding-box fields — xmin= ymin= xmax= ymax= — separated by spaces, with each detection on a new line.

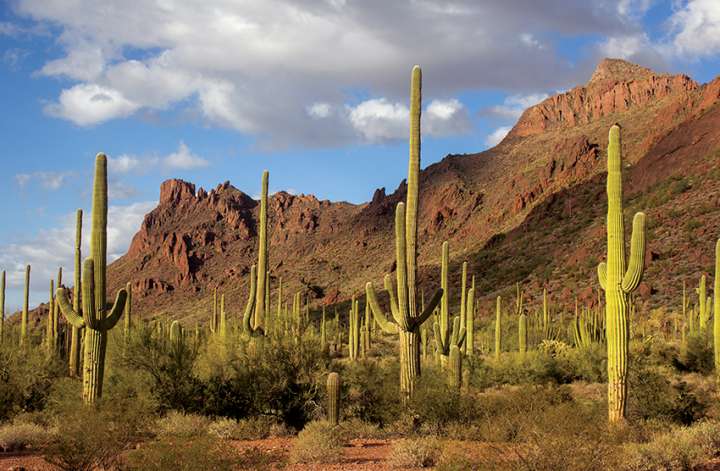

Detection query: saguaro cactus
xmin=124 ymin=282 xmax=132 ymax=339
xmin=434 ymin=242 xmax=466 ymax=368
xmin=0 ymin=270 xmax=4 ymax=343
xmin=243 ymin=171 xmax=270 ymax=337
xmin=57 ymin=154 xmax=128 ymax=404
xmin=518 ymin=312 xmax=527 ymax=357
xmin=348 ymin=297 xmax=360 ymax=360
xmin=69 ymin=209 xmax=83 ymax=377
xmin=713 ymin=240 xmax=720 ymax=379
xmin=327 ymin=372 xmax=341 ymax=425
xmin=494 ymin=296 xmax=502 ymax=360
xmin=450 ymin=344 xmax=462 ymax=389
xmin=698 ymin=275 xmax=711 ymax=333
xmin=466 ymin=277 xmax=475 ymax=357
xmin=20 ymin=264 xmax=30 ymax=346
xmin=366 ymin=66 xmax=443 ymax=399
xmin=597 ymin=124 xmax=646 ymax=423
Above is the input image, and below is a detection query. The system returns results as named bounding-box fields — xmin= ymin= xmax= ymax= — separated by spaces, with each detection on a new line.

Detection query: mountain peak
xmin=588 ymin=58 xmax=655 ymax=86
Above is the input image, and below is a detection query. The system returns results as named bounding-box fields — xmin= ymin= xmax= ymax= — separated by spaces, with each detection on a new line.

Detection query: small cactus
xmin=494 ymin=296 xmax=502 ymax=360
xmin=69 ymin=209 xmax=83 ymax=377
xmin=327 ymin=372 xmax=341 ymax=425
xmin=20 ymin=264 xmax=30 ymax=346
xmin=450 ymin=344 xmax=462 ymax=389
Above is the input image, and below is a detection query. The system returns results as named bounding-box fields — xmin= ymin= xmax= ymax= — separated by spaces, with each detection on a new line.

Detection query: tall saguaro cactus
xmin=366 ymin=66 xmax=443 ymax=399
xmin=0 ymin=270 xmax=4 ymax=343
xmin=434 ymin=241 xmax=466 ymax=368
xmin=69 ymin=209 xmax=83 ymax=377
xmin=494 ymin=296 xmax=502 ymax=360
xmin=243 ymin=171 xmax=270 ymax=337
xmin=713 ymin=240 xmax=720 ymax=379
xmin=597 ymin=124 xmax=646 ymax=423
xmin=327 ymin=372 xmax=341 ymax=426
xmin=20 ymin=264 xmax=30 ymax=346
xmin=57 ymin=154 xmax=128 ymax=404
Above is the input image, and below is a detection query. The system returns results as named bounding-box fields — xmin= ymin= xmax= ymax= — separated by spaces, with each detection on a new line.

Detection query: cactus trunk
xmin=20 ymin=265 xmax=30 ymax=346
xmin=327 ymin=372 xmax=341 ymax=425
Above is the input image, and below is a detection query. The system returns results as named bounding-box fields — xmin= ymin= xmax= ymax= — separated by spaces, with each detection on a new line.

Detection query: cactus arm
xmin=410 ymin=288 xmax=443 ymax=331
xmin=243 ymin=265 xmax=257 ymax=333
xmin=394 ymin=203 xmax=410 ymax=331
xmin=100 ymin=289 xmax=128 ymax=331
xmin=365 ymin=282 xmax=399 ymax=334
xmin=383 ymin=274 xmax=402 ymax=326
xmin=452 ymin=316 xmax=467 ymax=347
xmin=621 ymin=212 xmax=646 ymax=293
xmin=598 ymin=262 xmax=607 ymax=291
xmin=56 ymin=287 xmax=86 ymax=329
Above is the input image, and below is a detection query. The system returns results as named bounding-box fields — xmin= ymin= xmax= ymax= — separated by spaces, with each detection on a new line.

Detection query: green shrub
xmin=156 ymin=412 xmax=211 ymax=438
xmin=125 ymin=435 xmax=240 ymax=471
xmin=0 ymin=344 xmax=64 ymax=421
xmin=207 ymin=416 xmax=280 ymax=440
xmin=621 ymin=420 xmax=720 ymax=471
xmin=341 ymin=359 xmax=401 ymax=426
xmin=43 ymin=392 xmax=152 ymax=471
xmin=0 ymin=420 xmax=54 ymax=452
xmin=675 ymin=334 xmax=714 ymax=374
xmin=387 ymin=437 xmax=441 ymax=468
xmin=289 ymin=420 xmax=344 ymax=464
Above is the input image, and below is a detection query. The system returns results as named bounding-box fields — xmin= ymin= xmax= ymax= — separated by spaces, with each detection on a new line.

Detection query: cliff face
xmin=107 ymin=59 xmax=720 ymax=322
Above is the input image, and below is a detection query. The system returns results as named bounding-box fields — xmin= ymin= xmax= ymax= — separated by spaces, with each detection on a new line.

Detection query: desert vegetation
xmin=1 ymin=65 xmax=720 ymax=470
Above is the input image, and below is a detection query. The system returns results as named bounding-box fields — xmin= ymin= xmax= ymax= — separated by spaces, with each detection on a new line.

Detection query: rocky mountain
xmin=107 ymin=58 xmax=720 ymax=323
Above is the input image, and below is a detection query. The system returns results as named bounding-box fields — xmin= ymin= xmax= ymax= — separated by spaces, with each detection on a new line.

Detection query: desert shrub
xmin=228 ymin=337 xmax=329 ymax=429
xmin=387 ymin=437 xmax=441 ymax=468
xmin=43 ymin=383 xmax=153 ymax=471
xmin=337 ymin=418 xmax=385 ymax=440
xmin=674 ymin=334 xmax=714 ymax=374
xmin=341 ymin=359 xmax=401 ymax=426
xmin=125 ymin=435 xmax=239 ymax=471
xmin=620 ymin=420 xmax=720 ymax=471
xmin=207 ymin=416 xmax=279 ymax=440
xmin=155 ymin=411 xmax=211 ymax=438
xmin=118 ymin=326 xmax=205 ymax=413
xmin=0 ymin=420 xmax=55 ymax=452
xmin=408 ymin=370 xmax=475 ymax=434
xmin=289 ymin=420 xmax=344 ymax=464
xmin=0 ymin=344 xmax=64 ymax=421
xmin=628 ymin=362 xmax=707 ymax=425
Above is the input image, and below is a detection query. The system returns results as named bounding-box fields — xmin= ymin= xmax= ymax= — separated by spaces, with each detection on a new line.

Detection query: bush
xmin=0 ymin=420 xmax=54 ymax=452
xmin=387 ymin=437 xmax=441 ymax=468
xmin=207 ymin=416 xmax=280 ymax=440
xmin=125 ymin=435 xmax=240 ymax=471
xmin=341 ymin=359 xmax=401 ymax=426
xmin=621 ymin=420 xmax=720 ymax=471
xmin=43 ymin=391 xmax=152 ymax=471
xmin=0 ymin=343 xmax=64 ymax=421
xmin=155 ymin=411 xmax=211 ymax=438
xmin=289 ymin=420 xmax=344 ymax=464
xmin=674 ymin=334 xmax=714 ymax=374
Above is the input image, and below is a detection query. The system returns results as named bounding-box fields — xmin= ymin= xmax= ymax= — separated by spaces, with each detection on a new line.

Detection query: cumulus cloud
xmin=107 ymin=155 xmax=142 ymax=174
xmin=15 ymin=171 xmax=73 ymax=190
xmin=13 ymin=0 xmax=644 ymax=146
xmin=485 ymin=126 xmax=512 ymax=147
xmin=44 ymin=83 xmax=139 ymax=126
xmin=107 ymin=142 xmax=209 ymax=176
xmin=163 ymin=142 xmax=209 ymax=170
xmin=0 ymin=201 xmax=154 ymax=310
xmin=669 ymin=0 xmax=720 ymax=58
xmin=484 ymin=93 xmax=550 ymax=121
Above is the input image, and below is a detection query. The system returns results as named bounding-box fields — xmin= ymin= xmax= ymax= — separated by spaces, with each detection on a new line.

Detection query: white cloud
xmin=15 ymin=171 xmax=73 ymax=190
xmin=108 ymin=155 xmax=142 ymax=174
xmin=424 ymin=99 xmax=471 ymax=136
xmin=307 ymin=102 xmax=332 ymax=119
xmin=0 ymin=201 xmax=154 ymax=310
xmin=485 ymin=126 xmax=511 ymax=147
xmin=14 ymin=0 xmax=640 ymax=146
xmin=348 ymin=98 xmax=408 ymax=141
xmin=485 ymin=93 xmax=549 ymax=120
xmin=669 ymin=0 xmax=720 ymax=58
xmin=163 ymin=142 xmax=209 ymax=170
xmin=44 ymin=83 xmax=139 ymax=126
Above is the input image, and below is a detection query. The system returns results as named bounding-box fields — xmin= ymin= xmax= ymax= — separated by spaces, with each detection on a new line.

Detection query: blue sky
xmin=1 ymin=0 xmax=720 ymax=309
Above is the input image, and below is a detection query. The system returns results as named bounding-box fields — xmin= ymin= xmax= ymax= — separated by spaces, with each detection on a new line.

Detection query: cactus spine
xmin=597 ymin=124 xmax=646 ymax=423
xmin=69 ymin=209 xmax=83 ymax=377
xmin=20 ymin=264 xmax=29 ymax=346
xmin=494 ymin=296 xmax=502 ymax=360
xmin=243 ymin=171 xmax=270 ymax=337
xmin=365 ymin=66 xmax=443 ymax=400
xmin=327 ymin=372 xmax=341 ymax=425
xmin=57 ymin=154 xmax=128 ymax=404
